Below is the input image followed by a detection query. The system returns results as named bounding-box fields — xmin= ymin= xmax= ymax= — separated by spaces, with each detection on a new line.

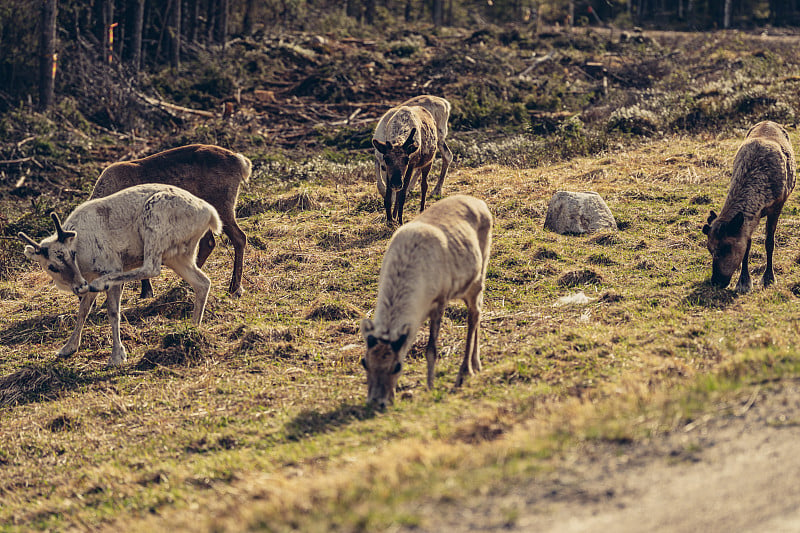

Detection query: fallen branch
xmin=137 ymin=93 xmax=216 ymax=118
xmin=0 ymin=157 xmax=36 ymax=165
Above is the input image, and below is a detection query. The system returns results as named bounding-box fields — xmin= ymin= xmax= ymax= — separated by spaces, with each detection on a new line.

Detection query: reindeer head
xmin=702 ymin=210 xmax=747 ymax=288
xmin=359 ymin=319 xmax=411 ymax=409
xmin=372 ymin=128 xmax=419 ymax=192
xmin=18 ymin=213 xmax=89 ymax=296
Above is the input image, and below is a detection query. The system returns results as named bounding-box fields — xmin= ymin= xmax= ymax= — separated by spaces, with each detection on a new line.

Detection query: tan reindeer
xmin=91 ymin=144 xmax=251 ymax=298
xmin=702 ymin=121 xmax=796 ymax=293
xmin=360 ymin=195 xmax=493 ymax=408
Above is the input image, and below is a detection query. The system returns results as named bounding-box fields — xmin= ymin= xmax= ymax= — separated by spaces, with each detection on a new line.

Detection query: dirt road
xmin=408 ymin=379 xmax=800 ymax=532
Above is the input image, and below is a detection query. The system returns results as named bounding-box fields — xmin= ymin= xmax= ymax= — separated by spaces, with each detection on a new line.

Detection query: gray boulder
xmin=543 ymin=191 xmax=617 ymax=234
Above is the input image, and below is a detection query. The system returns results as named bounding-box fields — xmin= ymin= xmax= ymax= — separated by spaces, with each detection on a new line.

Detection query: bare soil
xmin=407 ymin=379 xmax=800 ymax=532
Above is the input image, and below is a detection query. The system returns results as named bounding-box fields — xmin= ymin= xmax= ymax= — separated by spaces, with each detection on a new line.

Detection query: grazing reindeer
xmin=359 ymin=195 xmax=493 ymax=408
xmin=372 ymin=104 xmax=440 ymax=226
xmin=702 ymin=120 xmax=796 ymax=293
xmin=19 ymin=184 xmax=222 ymax=366
xmin=91 ymin=144 xmax=251 ymax=298
xmin=374 ymin=95 xmax=453 ymax=199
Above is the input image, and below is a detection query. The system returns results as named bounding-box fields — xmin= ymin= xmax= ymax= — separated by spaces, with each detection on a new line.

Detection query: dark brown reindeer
xmin=373 ymin=95 xmax=453 ymax=200
xmin=372 ymin=105 xmax=439 ymax=226
xmin=702 ymin=121 xmax=796 ymax=293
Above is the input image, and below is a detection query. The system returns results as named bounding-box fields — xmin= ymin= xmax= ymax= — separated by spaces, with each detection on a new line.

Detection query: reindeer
xmin=372 ymin=103 xmax=441 ymax=226
xmin=360 ymin=195 xmax=493 ymax=408
xmin=374 ymin=95 xmax=453 ymax=200
xmin=90 ymin=144 xmax=251 ymax=298
xmin=19 ymin=184 xmax=222 ymax=366
xmin=702 ymin=121 xmax=796 ymax=293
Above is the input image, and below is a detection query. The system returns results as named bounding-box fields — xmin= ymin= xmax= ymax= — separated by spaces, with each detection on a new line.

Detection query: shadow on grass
xmin=0 ymin=362 xmax=111 ymax=408
xmin=285 ymin=400 xmax=376 ymax=441
xmin=0 ymin=308 xmax=104 ymax=347
xmin=684 ymin=280 xmax=738 ymax=309
xmin=0 ymin=287 xmax=193 ymax=348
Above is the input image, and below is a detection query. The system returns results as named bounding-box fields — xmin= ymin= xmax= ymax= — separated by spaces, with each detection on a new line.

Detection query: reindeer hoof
xmin=89 ymin=281 xmax=108 ymax=293
xmin=56 ymin=345 xmax=77 ymax=358
xmin=108 ymin=347 xmax=128 ymax=367
xmin=735 ymin=281 xmax=753 ymax=294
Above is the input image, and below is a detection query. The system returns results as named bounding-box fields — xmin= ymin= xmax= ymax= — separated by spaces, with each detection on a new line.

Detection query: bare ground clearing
xmin=406 ymin=379 xmax=800 ymax=532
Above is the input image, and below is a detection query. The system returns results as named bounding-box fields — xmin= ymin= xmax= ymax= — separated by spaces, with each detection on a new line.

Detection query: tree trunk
xmin=346 ymin=0 xmax=362 ymax=20
xmin=364 ymin=0 xmax=376 ymax=24
xmin=186 ymin=0 xmax=199 ymax=43
xmin=243 ymin=0 xmax=256 ymax=35
xmin=131 ymin=0 xmax=144 ymax=71
xmin=101 ymin=0 xmax=114 ymax=63
xmin=405 ymin=0 xmax=412 ymax=22
xmin=38 ymin=0 xmax=58 ymax=111
xmin=170 ymin=0 xmax=181 ymax=68
xmin=215 ymin=0 xmax=228 ymax=46
xmin=432 ymin=0 xmax=443 ymax=26
xmin=723 ymin=0 xmax=732 ymax=28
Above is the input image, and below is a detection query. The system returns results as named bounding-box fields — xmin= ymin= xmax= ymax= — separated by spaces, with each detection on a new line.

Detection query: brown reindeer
xmin=702 ymin=121 xmax=796 ymax=293
xmin=91 ymin=144 xmax=251 ymax=297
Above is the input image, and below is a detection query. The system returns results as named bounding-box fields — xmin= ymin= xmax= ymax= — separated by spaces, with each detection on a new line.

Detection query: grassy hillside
xmin=3 ymin=26 xmax=800 ymax=531
xmin=3 ymin=129 xmax=800 ymax=530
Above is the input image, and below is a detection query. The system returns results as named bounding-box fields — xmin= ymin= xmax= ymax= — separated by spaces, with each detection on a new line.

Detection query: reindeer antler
xmin=50 ymin=212 xmax=76 ymax=243
xmin=17 ymin=232 xmax=42 ymax=251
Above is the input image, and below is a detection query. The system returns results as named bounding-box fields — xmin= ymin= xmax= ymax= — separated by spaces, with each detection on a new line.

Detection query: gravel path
xmin=406 ymin=379 xmax=800 ymax=532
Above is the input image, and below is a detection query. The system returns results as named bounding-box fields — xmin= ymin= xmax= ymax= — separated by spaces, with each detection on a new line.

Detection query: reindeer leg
xmin=735 ymin=238 xmax=753 ymax=294
xmin=57 ymin=292 xmax=99 ymax=357
xmin=89 ymin=257 xmax=162 ymax=292
xmin=426 ymin=302 xmax=445 ymax=390
xmin=419 ymin=163 xmax=433 ymax=212
xmin=106 ymin=284 xmax=127 ymax=366
xmin=384 ymin=187 xmax=394 ymax=227
xmin=165 ymin=256 xmax=212 ymax=326
xmin=139 ymin=280 xmax=154 ymax=299
xmin=221 ymin=220 xmax=247 ymax=297
xmin=396 ymin=187 xmax=407 ymax=226
xmin=433 ymin=140 xmax=452 ymax=197
xmin=763 ymin=211 xmax=780 ymax=288
xmin=195 ymin=231 xmax=216 ymax=269
xmin=455 ymin=291 xmax=482 ymax=388
xmin=396 ymin=167 xmax=416 ymax=225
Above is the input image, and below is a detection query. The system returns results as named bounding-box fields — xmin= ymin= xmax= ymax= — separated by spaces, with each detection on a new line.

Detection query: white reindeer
xmin=374 ymin=95 xmax=453 ymax=199
xmin=359 ymin=195 xmax=493 ymax=408
xmin=91 ymin=144 xmax=251 ymax=298
xmin=372 ymin=96 xmax=451 ymax=226
xmin=18 ymin=184 xmax=222 ymax=366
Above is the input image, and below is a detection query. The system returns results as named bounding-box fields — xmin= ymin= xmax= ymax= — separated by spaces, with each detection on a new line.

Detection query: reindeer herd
xmin=16 ymin=92 xmax=797 ymax=408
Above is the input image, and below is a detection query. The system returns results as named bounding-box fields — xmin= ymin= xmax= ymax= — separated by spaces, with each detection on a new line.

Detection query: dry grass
xmin=3 ymin=132 xmax=800 ymax=531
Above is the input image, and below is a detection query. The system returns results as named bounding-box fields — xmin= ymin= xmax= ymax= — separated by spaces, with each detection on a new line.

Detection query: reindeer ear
xmin=372 ymin=139 xmax=390 ymax=155
xmin=702 ymin=224 xmax=711 ymax=236
xmin=390 ymin=334 xmax=408 ymax=354
xmin=707 ymin=210 xmax=717 ymax=224
xmin=725 ymin=212 xmax=745 ymax=236
xmin=360 ymin=318 xmax=375 ymax=339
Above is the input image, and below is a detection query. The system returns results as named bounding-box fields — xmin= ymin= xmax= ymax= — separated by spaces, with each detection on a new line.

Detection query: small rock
xmin=543 ymin=191 xmax=617 ymax=234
